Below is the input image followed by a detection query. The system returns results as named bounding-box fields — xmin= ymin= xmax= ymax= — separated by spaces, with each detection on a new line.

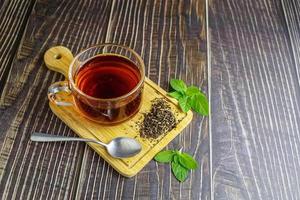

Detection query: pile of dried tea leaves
xmin=139 ymin=98 xmax=177 ymax=139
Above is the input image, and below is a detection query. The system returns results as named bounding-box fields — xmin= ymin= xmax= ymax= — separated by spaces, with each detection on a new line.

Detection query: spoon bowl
xmin=106 ymin=137 xmax=142 ymax=158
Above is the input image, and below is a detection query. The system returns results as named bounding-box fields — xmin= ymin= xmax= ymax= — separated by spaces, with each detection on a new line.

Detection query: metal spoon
xmin=31 ymin=132 xmax=142 ymax=158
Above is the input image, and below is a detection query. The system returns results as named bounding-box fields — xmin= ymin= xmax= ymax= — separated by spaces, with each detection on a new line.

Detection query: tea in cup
xmin=47 ymin=44 xmax=145 ymax=124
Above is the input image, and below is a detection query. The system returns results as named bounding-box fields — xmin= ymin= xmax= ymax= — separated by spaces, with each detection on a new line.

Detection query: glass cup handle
xmin=48 ymin=81 xmax=73 ymax=106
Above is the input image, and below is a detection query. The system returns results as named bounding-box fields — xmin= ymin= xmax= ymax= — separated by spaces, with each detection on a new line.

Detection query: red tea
xmin=73 ymin=54 xmax=143 ymax=124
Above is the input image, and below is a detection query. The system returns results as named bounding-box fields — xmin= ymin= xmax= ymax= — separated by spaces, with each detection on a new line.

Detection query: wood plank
xmin=75 ymin=0 xmax=209 ymax=199
xmin=0 ymin=0 xmax=35 ymax=104
xmin=209 ymin=0 xmax=300 ymax=199
xmin=281 ymin=0 xmax=300 ymax=86
xmin=0 ymin=0 xmax=112 ymax=199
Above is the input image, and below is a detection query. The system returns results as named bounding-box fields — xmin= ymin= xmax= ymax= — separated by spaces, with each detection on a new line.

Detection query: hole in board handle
xmin=54 ymin=54 xmax=62 ymax=59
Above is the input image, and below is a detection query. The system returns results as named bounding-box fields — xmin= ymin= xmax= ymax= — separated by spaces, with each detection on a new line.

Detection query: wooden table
xmin=0 ymin=0 xmax=299 ymax=199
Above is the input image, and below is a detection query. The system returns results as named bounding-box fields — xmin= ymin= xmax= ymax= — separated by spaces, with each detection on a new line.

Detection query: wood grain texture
xmin=0 ymin=0 xmax=35 ymax=103
xmin=75 ymin=0 xmax=208 ymax=199
xmin=0 ymin=0 xmax=112 ymax=199
xmin=281 ymin=0 xmax=300 ymax=85
xmin=209 ymin=0 xmax=300 ymax=199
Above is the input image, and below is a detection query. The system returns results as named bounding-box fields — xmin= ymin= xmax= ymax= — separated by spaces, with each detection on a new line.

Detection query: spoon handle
xmin=31 ymin=132 xmax=107 ymax=146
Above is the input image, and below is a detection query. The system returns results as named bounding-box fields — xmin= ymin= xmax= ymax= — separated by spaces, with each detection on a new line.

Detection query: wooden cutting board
xmin=44 ymin=46 xmax=193 ymax=177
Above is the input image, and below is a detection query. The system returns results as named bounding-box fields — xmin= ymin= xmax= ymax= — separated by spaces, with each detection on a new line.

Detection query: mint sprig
xmin=168 ymin=79 xmax=209 ymax=116
xmin=154 ymin=149 xmax=198 ymax=182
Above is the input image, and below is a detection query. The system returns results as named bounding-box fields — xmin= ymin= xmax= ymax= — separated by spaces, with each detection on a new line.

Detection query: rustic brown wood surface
xmin=2 ymin=0 xmax=300 ymax=199
xmin=210 ymin=0 xmax=300 ymax=199
xmin=0 ymin=0 xmax=208 ymax=199
xmin=0 ymin=0 xmax=35 ymax=105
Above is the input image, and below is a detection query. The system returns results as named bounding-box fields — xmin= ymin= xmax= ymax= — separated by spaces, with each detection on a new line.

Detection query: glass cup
xmin=47 ymin=44 xmax=145 ymax=124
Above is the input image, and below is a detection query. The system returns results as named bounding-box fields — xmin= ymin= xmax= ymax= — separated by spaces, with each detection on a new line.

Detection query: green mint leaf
xmin=168 ymin=91 xmax=183 ymax=100
xmin=154 ymin=149 xmax=198 ymax=183
xmin=179 ymin=96 xmax=191 ymax=113
xmin=173 ymin=154 xmax=179 ymax=163
xmin=186 ymin=86 xmax=200 ymax=97
xmin=170 ymin=79 xmax=187 ymax=93
xmin=190 ymin=93 xmax=209 ymax=116
xmin=154 ymin=150 xmax=175 ymax=163
xmin=171 ymin=161 xmax=189 ymax=182
xmin=178 ymin=153 xmax=198 ymax=169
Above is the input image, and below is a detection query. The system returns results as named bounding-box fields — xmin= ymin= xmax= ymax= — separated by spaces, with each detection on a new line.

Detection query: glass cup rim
xmin=68 ymin=43 xmax=145 ymax=102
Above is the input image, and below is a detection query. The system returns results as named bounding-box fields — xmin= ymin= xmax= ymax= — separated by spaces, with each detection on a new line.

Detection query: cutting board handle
xmin=44 ymin=46 xmax=74 ymax=78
